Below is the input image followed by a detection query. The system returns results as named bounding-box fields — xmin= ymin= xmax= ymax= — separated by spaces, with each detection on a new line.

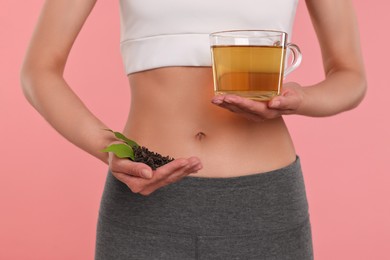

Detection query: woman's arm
xmin=20 ymin=0 xmax=116 ymax=163
xmin=295 ymin=0 xmax=367 ymax=116
xmin=20 ymin=0 xmax=202 ymax=195
xmin=212 ymin=0 xmax=367 ymax=119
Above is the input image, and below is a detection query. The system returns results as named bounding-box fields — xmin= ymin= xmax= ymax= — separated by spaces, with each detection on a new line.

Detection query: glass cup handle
xmin=284 ymin=43 xmax=302 ymax=77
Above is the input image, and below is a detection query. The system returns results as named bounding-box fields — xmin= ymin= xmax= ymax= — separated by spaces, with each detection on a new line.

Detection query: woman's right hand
xmin=108 ymin=152 xmax=203 ymax=196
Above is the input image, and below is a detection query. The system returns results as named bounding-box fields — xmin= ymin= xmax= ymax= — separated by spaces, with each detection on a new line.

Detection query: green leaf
xmin=113 ymin=132 xmax=139 ymax=148
xmin=104 ymin=129 xmax=139 ymax=148
xmin=101 ymin=143 xmax=135 ymax=160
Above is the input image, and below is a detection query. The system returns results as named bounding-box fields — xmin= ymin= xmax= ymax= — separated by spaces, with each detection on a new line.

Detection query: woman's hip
xmin=98 ymin=156 xmax=310 ymax=236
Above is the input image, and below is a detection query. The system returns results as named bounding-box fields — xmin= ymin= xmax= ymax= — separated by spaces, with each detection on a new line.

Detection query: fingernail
xmin=141 ymin=169 xmax=152 ymax=179
xmin=270 ymin=100 xmax=280 ymax=108
xmin=195 ymin=165 xmax=203 ymax=171
xmin=223 ymin=97 xmax=233 ymax=103
xmin=192 ymin=161 xmax=203 ymax=170
xmin=211 ymin=99 xmax=223 ymax=105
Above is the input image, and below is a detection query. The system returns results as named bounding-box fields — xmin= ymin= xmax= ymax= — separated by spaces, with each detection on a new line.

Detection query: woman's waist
xmin=123 ymin=116 xmax=296 ymax=177
xmin=125 ymin=67 xmax=295 ymax=177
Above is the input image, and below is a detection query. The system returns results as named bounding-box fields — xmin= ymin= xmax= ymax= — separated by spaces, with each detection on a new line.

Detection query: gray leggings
xmin=95 ymin=157 xmax=313 ymax=260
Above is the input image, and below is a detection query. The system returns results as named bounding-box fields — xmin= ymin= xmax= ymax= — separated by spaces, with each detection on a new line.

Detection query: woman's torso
xmin=123 ymin=67 xmax=296 ymax=178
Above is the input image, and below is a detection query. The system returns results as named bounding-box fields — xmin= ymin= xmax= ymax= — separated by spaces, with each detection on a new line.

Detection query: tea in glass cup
xmin=210 ymin=30 xmax=302 ymax=101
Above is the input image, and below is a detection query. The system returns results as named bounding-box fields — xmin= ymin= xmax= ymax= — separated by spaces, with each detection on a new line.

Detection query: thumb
xmin=110 ymin=153 xmax=153 ymax=179
xmin=268 ymin=96 xmax=289 ymax=109
xmin=128 ymin=163 xmax=153 ymax=179
xmin=268 ymin=91 xmax=300 ymax=110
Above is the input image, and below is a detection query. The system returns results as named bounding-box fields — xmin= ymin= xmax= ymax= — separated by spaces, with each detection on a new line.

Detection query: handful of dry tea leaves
xmin=102 ymin=129 xmax=174 ymax=170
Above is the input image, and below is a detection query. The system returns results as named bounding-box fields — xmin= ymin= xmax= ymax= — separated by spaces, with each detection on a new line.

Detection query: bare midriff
xmin=123 ymin=67 xmax=296 ymax=178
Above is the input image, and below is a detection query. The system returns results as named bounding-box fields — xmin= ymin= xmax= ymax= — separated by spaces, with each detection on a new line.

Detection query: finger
xmin=268 ymin=94 xmax=298 ymax=111
xmin=218 ymin=102 xmax=248 ymax=114
xmin=139 ymin=158 xmax=189 ymax=189
xmin=223 ymin=95 xmax=270 ymax=114
xmin=219 ymin=96 xmax=281 ymax=120
xmin=123 ymin=157 xmax=202 ymax=196
xmin=110 ymin=154 xmax=153 ymax=179
xmin=162 ymin=157 xmax=203 ymax=183
xmin=141 ymin=157 xmax=203 ymax=195
xmin=213 ymin=95 xmax=259 ymax=113
xmin=126 ymin=162 xmax=154 ymax=179
xmin=113 ymin=172 xmax=150 ymax=194
xmin=268 ymin=97 xmax=285 ymax=109
xmin=185 ymin=157 xmax=203 ymax=173
xmin=211 ymin=94 xmax=225 ymax=105
xmin=156 ymin=157 xmax=202 ymax=179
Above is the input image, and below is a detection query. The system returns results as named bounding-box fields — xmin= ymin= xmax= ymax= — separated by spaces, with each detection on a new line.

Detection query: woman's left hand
xmin=211 ymin=82 xmax=305 ymax=122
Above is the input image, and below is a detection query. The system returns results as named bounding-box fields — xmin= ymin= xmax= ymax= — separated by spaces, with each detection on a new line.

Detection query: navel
xmin=195 ymin=132 xmax=206 ymax=141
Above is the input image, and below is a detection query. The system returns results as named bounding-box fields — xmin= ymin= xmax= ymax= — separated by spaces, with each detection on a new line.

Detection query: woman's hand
xmin=108 ymin=152 xmax=202 ymax=196
xmin=211 ymin=82 xmax=305 ymax=122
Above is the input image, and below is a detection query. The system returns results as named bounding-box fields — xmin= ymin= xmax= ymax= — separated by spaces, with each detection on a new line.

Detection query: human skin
xmin=20 ymin=0 xmax=366 ymax=196
xmin=213 ymin=0 xmax=366 ymax=118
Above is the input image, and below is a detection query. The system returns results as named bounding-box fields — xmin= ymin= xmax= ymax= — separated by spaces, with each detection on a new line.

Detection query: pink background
xmin=1 ymin=1 xmax=389 ymax=259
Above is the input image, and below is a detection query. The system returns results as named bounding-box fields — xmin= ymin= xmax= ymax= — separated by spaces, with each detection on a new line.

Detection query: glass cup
xmin=210 ymin=30 xmax=302 ymax=101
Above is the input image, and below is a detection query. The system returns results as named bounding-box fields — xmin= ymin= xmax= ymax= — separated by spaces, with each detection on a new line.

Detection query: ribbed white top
xmin=119 ymin=0 xmax=299 ymax=74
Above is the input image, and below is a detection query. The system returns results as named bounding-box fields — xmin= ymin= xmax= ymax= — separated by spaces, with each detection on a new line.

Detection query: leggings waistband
xmin=99 ymin=157 xmax=309 ymax=236
xmin=180 ymin=156 xmax=303 ymax=188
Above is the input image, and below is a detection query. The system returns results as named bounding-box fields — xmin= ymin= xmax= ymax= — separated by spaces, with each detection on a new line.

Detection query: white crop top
xmin=119 ymin=0 xmax=299 ymax=74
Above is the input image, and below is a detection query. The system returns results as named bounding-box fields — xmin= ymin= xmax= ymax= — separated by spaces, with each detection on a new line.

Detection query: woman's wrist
xmin=295 ymin=71 xmax=366 ymax=118
xmin=96 ymin=130 xmax=120 ymax=164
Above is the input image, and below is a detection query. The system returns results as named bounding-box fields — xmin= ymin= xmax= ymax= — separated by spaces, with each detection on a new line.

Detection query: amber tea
xmin=210 ymin=30 xmax=302 ymax=101
xmin=211 ymin=45 xmax=286 ymax=100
